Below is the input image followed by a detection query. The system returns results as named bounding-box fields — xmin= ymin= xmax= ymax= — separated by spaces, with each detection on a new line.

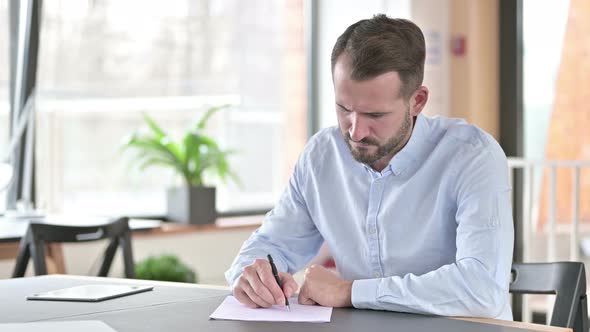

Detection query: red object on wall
xmin=451 ymin=36 xmax=467 ymax=56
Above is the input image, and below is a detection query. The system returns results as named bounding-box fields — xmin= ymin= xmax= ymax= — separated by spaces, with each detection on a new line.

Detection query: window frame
xmin=7 ymin=0 xmax=319 ymax=218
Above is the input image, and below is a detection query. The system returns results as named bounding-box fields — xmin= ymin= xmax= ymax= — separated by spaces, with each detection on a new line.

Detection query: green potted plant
xmin=122 ymin=105 xmax=237 ymax=224
xmin=135 ymin=254 xmax=198 ymax=283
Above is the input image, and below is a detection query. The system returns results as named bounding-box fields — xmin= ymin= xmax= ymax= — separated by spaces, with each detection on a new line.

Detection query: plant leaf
xmin=142 ymin=113 xmax=167 ymax=138
xmin=196 ymin=104 xmax=229 ymax=130
xmin=121 ymin=107 xmax=239 ymax=187
xmin=138 ymin=157 xmax=178 ymax=171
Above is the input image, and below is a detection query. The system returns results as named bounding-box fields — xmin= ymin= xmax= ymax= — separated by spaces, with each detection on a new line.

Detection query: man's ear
xmin=410 ymin=86 xmax=429 ymax=116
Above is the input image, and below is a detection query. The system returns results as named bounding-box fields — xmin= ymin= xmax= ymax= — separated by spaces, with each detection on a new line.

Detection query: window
xmin=35 ymin=0 xmax=307 ymax=216
xmin=523 ymin=0 xmax=569 ymax=161
xmin=0 ymin=0 xmax=9 ymax=212
xmin=522 ymin=0 xmax=581 ymax=227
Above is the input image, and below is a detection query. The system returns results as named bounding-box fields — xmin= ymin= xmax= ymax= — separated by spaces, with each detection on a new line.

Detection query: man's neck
xmin=370 ymin=158 xmax=391 ymax=173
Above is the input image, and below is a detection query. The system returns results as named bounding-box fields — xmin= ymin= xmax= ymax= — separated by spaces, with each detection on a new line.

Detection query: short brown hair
xmin=331 ymin=14 xmax=425 ymax=99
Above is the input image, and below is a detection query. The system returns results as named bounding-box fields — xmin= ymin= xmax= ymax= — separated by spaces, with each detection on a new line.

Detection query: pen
xmin=267 ymin=254 xmax=290 ymax=311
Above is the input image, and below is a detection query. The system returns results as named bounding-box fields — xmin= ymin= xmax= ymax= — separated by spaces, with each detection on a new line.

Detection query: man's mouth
xmin=351 ymin=141 xmax=373 ymax=148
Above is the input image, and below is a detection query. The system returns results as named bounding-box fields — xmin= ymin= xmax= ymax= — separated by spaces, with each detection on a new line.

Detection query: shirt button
xmin=369 ymin=227 xmax=376 ymax=234
xmin=374 ymin=272 xmax=381 ymax=278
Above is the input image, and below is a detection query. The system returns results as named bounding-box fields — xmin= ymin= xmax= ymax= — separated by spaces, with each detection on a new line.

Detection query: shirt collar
xmin=376 ymin=113 xmax=431 ymax=176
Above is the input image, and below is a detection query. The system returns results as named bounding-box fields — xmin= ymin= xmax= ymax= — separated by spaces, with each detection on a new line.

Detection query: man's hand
xmin=298 ymin=264 xmax=353 ymax=307
xmin=233 ymin=258 xmax=299 ymax=308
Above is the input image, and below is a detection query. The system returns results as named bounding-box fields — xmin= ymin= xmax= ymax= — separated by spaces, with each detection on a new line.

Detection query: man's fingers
xmin=256 ymin=261 xmax=286 ymax=305
xmin=234 ymin=287 xmax=259 ymax=309
xmin=279 ymin=272 xmax=299 ymax=298
xmin=236 ymin=259 xmax=300 ymax=308
xmin=243 ymin=262 xmax=276 ymax=305
xmin=246 ymin=274 xmax=276 ymax=305
xmin=241 ymin=281 xmax=274 ymax=308
xmin=297 ymin=289 xmax=317 ymax=306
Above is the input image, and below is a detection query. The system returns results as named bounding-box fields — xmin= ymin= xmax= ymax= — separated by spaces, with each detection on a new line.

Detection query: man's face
xmin=333 ymin=54 xmax=416 ymax=169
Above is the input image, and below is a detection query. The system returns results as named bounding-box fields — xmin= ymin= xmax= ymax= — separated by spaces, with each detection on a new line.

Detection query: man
xmin=225 ymin=14 xmax=514 ymax=320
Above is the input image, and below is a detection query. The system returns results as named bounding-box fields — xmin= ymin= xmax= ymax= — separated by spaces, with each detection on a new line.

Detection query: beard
xmin=343 ymin=109 xmax=413 ymax=166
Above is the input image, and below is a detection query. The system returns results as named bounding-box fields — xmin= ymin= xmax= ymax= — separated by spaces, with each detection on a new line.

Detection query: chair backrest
xmin=12 ymin=217 xmax=135 ymax=278
xmin=510 ymin=262 xmax=588 ymax=332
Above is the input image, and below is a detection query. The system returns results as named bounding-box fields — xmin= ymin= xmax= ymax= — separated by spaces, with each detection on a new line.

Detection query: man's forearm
xmin=351 ymin=258 xmax=510 ymax=319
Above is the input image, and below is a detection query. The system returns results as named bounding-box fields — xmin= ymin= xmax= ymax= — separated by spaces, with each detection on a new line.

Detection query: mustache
xmin=345 ymin=133 xmax=379 ymax=146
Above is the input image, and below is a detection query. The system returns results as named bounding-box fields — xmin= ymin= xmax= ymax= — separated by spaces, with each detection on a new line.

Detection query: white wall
xmin=411 ymin=0 xmax=450 ymax=117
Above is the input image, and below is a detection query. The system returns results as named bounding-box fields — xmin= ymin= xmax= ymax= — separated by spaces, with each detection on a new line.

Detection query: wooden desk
xmin=0 ymin=275 xmax=571 ymax=332
xmin=132 ymin=215 xmax=262 ymax=238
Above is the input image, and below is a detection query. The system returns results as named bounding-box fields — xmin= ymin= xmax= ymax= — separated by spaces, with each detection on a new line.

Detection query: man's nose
xmin=349 ymin=113 xmax=369 ymax=142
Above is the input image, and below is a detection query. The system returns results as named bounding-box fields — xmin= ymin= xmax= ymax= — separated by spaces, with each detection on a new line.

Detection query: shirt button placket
xmin=367 ymin=175 xmax=384 ymax=278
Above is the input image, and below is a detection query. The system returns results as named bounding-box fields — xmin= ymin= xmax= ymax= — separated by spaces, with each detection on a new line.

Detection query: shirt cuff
xmin=224 ymin=267 xmax=240 ymax=290
xmin=351 ymin=278 xmax=380 ymax=309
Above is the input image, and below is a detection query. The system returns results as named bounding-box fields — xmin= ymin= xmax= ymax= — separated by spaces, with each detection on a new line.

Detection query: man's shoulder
xmin=427 ymin=115 xmax=499 ymax=153
xmin=303 ymin=126 xmax=342 ymax=156
xmin=310 ymin=126 xmax=341 ymax=143
xmin=424 ymin=115 xmax=508 ymax=175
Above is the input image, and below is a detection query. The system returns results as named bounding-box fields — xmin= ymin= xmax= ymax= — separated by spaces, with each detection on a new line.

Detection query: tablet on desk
xmin=27 ymin=284 xmax=154 ymax=302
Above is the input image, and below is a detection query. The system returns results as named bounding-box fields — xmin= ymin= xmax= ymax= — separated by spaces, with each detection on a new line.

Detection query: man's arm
xmin=225 ymin=148 xmax=324 ymax=303
xmin=298 ymin=188 xmax=513 ymax=317
xmin=351 ymin=144 xmax=514 ymax=318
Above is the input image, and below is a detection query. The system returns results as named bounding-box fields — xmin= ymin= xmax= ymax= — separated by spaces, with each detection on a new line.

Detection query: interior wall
xmin=411 ymin=0 xmax=451 ymax=118
xmin=448 ymin=0 xmax=499 ymax=139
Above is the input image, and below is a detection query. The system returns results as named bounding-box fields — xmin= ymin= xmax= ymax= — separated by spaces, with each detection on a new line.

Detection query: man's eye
xmin=368 ymin=114 xmax=384 ymax=119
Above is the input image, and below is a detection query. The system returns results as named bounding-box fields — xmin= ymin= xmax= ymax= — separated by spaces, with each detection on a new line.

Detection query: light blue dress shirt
xmin=226 ymin=113 xmax=514 ymax=320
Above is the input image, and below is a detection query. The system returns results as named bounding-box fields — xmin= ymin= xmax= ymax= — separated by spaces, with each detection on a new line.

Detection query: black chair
xmin=12 ymin=217 xmax=135 ymax=278
xmin=510 ymin=262 xmax=588 ymax=332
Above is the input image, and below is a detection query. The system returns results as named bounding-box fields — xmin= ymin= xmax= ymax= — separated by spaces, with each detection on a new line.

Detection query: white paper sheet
xmin=209 ymin=296 xmax=333 ymax=323
xmin=0 ymin=320 xmax=117 ymax=332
